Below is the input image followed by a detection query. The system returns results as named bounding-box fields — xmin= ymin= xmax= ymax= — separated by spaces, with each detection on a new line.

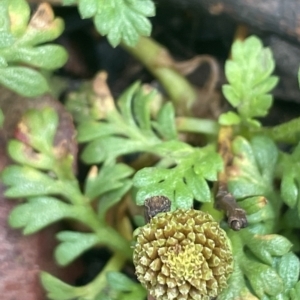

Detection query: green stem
xmin=96 ymin=225 xmax=133 ymax=260
xmin=108 ymin=109 xmax=159 ymax=145
xmin=122 ymin=36 xmax=197 ymax=116
xmin=261 ymin=117 xmax=300 ymax=144
xmin=176 ymin=117 xmax=219 ymax=135
xmin=78 ymin=206 xmax=133 ymax=260
xmin=77 ymin=253 xmax=126 ymax=298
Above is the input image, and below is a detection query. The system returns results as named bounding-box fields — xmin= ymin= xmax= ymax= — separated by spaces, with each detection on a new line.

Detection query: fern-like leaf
xmin=219 ymin=36 xmax=278 ymax=127
xmin=0 ymin=0 xmax=67 ymax=96
xmin=63 ymin=0 xmax=155 ymax=47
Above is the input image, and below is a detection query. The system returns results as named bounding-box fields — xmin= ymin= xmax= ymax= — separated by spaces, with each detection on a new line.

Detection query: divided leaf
xmin=0 ymin=0 xmax=67 ymax=96
xmin=0 ymin=67 xmax=49 ymax=97
xmin=55 ymin=231 xmax=100 ymax=266
xmin=280 ymin=142 xmax=300 ymax=217
xmin=272 ymin=252 xmax=300 ymax=298
xmin=2 ymin=165 xmax=65 ymax=198
xmin=97 ymin=272 xmax=147 ymax=300
xmin=240 ymin=254 xmax=283 ymax=298
xmin=84 ymin=163 xmax=134 ymax=199
xmin=8 ymin=196 xmax=78 ymax=234
xmin=229 ymin=135 xmax=278 ymax=199
xmin=290 ymin=281 xmax=300 ymax=299
xmin=226 ymin=230 xmax=296 ymax=299
xmin=228 ymin=135 xmax=281 ymax=236
xmin=97 ymin=181 xmax=133 ymax=221
xmin=222 ymin=136 xmax=296 ymax=299
xmin=12 ymin=107 xmax=59 ymax=154
xmin=218 ymin=263 xmax=256 ymax=300
xmin=81 ymin=136 xmax=151 ymax=164
xmin=220 ymin=36 xmax=278 ymax=127
xmin=41 ymin=272 xmax=80 ymax=300
xmin=133 ymin=143 xmax=223 ymax=209
xmin=240 ymin=230 xmax=292 ymax=265
xmin=63 ymin=0 xmax=155 ymax=47
xmin=79 ymin=82 xmax=177 ymax=164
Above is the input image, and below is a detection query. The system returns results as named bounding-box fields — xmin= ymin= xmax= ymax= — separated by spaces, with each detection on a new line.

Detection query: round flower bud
xmin=133 ymin=209 xmax=233 ymax=300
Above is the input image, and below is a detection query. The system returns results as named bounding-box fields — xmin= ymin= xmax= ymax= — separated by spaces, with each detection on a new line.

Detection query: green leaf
xmin=77 ymin=121 xmax=120 ymax=142
xmin=13 ymin=45 xmax=68 ymax=70
xmin=81 ymin=136 xmax=149 ymax=164
xmin=98 ymin=181 xmax=132 ymax=221
xmin=8 ymin=0 xmax=30 ymax=36
xmin=96 ymin=272 xmax=147 ymax=300
xmin=152 ymin=102 xmax=177 ymax=140
xmin=106 ymin=272 xmax=140 ymax=292
xmin=93 ymin=0 xmax=155 ymax=47
xmin=223 ymin=35 xmax=277 ymax=127
xmin=2 ymin=165 xmax=63 ymax=198
xmin=290 ymin=281 xmax=300 ymax=299
xmin=273 ymin=252 xmax=300 ymax=296
xmin=132 ymin=87 xmax=154 ymax=131
xmin=0 ymin=55 xmax=7 ymax=67
xmin=84 ymin=163 xmax=134 ymax=199
xmin=243 ymin=36 xmax=263 ymax=60
xmin=241 ymin=231 xmax=292 ymax=265
xmin=218 ymin=111 xmax=241 ymax=126
xmin=16 ymin=107 xmax=58 ymax=153
xmin=253 ymin=76 xmax=278 ymax=96
xmin=251 ymin=135 xmax=278 ymax=181
xmin=0 ymin=66 xmax=49 ymax=96
xmin=0 ymin=31 xmax=15 ymax=48
xmin=218 ymin=262 xmax=254 ymax=300
xmin=8 ymin=196 xmax=76 ymax=234
xmin=241 ymin=253 xmax=283 ymax=298
xmin=8 ymin=140 xmax=54 ymax=169
xmin=224 ymin=61 xmax=241 ymax=88
xmin=41 ymin=272 xmax=80 ymax=300
xmin=239 ymin=196 xmax=276 ymax=225
xmin=78 ymin=0 xmax=97 ymax=18
xmin=280 ymin=142 xmax=300 ymax=216
xmin=0 ymin=2 xmax=12 ymax=37
xmin=229 ymin=135 xmax=278 ymax=199
xmin=55 ymin=231 xmax=99 ymax=266
xmin=62 ymin=0 xmax=77 ymax=4
xmin=78 ymin=82 xmax=177 ymax=165
xmin=226 ymin=229 xmax=294 ymax=299
xmin=281 ymin=171 xmax=298 ymax=208
xmin=117 ymin=81 xmax=140 ymax=127
xmin=5 ymin=107 xmax=72 ymax=183
xmin=0 ymin=1 xmax=66 ymax=96
xmin=134 ymin=145 xmax=223 ymax=209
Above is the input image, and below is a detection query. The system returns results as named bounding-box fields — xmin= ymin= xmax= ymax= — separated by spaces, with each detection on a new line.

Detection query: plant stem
xmin=108 ymin=109 xmax=160 ymax=145
xmin=262 ymin=117 xmax=300 ymax=144
xmin=122 ymin=36 xmax=197 ymax=116
xmin=78 ymin=253 xmax=126 ymax=298
xmin=176 ymin=117 xmax=219 ymax=135
xmin=96 ymin=225 xmax=133 ymax=259
xmin=78 ymin=206 xmax=133 ymax=260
